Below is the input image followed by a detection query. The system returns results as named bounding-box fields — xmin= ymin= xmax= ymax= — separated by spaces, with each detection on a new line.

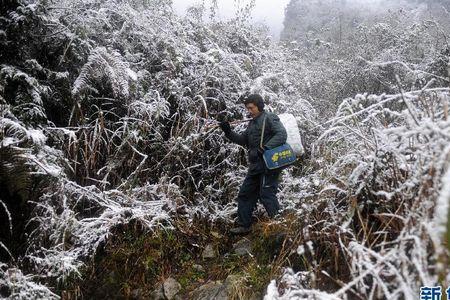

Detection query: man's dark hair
xmin=243 ymin=94 xmax=265 ymax=112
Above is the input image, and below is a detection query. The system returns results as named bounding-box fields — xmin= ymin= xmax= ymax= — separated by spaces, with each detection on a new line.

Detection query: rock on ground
xmin=233 ymin=238 xmax=252 ymax=256
xmin=150 ymin=284 xmax=165 ymax=300
xmin=190 ymin=274 xmax=261 ymax=300
xmin=202 ymin=244 xmax=216 ymax=259
xmin=163 ymin=277 xmax=182 ymax=300
xmin=190 ymin=281 xmax=227 ymax=300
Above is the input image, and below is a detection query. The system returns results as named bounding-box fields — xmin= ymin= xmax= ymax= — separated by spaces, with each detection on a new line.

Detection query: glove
xmin=219 ymin=121 xmax=231 ymax=134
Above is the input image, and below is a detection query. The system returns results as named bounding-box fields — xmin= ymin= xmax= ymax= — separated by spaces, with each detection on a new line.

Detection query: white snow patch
xmin=27 ymin=129 xmax=47 ymax=145
xmin=433 ymin=167 xmax=450 ymax=244
xmin=127 ymin=68 xmax=138 ymax=81
xmin=264 ymin=280 xmax=280 ymax=299
xmin=1 ymin=137 xmax=18 ymax=147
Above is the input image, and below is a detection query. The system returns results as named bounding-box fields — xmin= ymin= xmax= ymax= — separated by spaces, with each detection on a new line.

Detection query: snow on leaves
xmin=72 ymin=47 xmax=132 ymax=99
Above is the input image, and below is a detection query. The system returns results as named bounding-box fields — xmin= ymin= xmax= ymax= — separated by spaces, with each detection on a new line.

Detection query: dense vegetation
xmin=0 ymin=0 xmax=449 ymax=299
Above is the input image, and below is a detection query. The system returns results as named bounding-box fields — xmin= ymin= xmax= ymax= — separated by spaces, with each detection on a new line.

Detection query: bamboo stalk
xmin=204 ymin=118 xmax=252 ymax=130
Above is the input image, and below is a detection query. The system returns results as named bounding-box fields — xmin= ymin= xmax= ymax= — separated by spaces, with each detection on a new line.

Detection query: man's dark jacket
xmin=225 ymin=111 xmax=287 ymax=175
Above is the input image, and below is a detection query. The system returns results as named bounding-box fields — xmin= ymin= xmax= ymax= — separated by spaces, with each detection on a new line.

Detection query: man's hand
xmin=219 ymin=121 xmax=231 ymax=134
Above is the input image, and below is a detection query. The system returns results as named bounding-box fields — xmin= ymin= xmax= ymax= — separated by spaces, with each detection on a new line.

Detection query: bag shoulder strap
xmin=260 ymin=114 xmax=267 ymax=149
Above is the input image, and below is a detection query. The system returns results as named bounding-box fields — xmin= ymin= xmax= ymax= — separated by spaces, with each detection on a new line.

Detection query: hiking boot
xmin=229 ymin=226 xmax=251 ymax=235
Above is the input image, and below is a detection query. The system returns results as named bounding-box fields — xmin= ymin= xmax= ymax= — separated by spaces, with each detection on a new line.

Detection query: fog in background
xmin=171 ymin=0 xmax=431 ymax=40
xmin=172 ymin=0 xmax=290 ymax=38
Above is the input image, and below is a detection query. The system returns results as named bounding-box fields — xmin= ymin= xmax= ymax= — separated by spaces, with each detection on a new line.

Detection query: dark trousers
xmin=237 ymin=170 xmax=281 ymax=228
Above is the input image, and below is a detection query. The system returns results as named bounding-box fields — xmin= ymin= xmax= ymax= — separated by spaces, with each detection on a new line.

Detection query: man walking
xmin=220 ymin=94 xmax=287 ymax=234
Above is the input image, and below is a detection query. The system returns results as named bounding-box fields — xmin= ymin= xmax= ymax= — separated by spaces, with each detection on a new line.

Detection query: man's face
xmin=246 ymin=103 xmax=261 ymax=119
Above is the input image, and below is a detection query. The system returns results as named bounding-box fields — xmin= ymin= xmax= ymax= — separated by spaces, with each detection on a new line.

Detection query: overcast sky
xmin=171 ymin=0 xmax=291 ymax=38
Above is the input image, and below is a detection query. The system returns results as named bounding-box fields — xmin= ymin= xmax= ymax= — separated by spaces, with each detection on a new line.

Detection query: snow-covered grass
xmin=265 ymin=88 xmax=450 ymax=299
xmin=0 ymin=264 xmax=59 ymax=300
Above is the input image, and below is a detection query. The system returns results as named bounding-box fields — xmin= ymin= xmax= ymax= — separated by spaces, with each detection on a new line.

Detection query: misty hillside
xmin=0 ymin=0 xmax=449 ymax=299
